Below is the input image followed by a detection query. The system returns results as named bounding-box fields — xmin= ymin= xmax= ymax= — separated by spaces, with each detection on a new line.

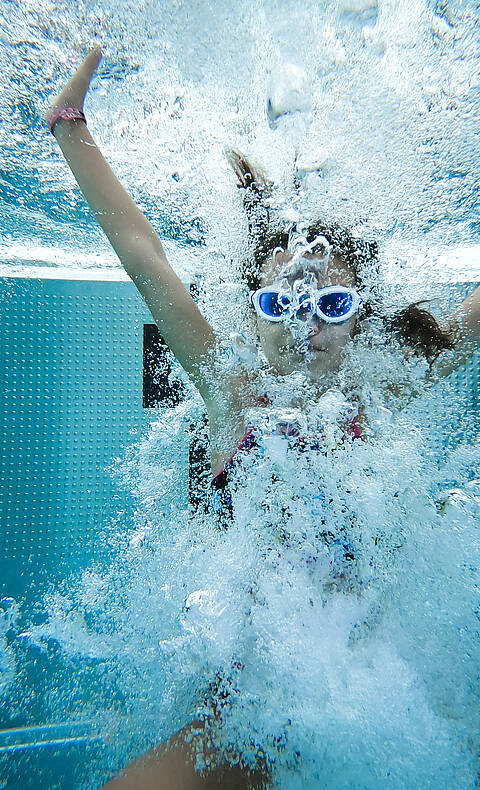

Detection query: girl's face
xmin=255 ymin=249 xmax=358 ymax=381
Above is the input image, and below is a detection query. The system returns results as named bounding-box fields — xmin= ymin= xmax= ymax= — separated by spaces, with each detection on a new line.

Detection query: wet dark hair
xmin=244 ymin=222 xmax=378 ymax=293
xmin=387 ymin=301 xmax=455 ymax=363
xmin=226 ymin=148 xmax=456 ymax=363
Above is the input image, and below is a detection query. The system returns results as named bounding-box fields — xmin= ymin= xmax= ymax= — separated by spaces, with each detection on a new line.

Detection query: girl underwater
xmin=45 ymin=47 xmax=480 ymax=789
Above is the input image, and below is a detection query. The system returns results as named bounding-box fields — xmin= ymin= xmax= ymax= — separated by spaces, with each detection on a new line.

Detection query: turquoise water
xmin=1 ymin=0 xmax=480 ymax=788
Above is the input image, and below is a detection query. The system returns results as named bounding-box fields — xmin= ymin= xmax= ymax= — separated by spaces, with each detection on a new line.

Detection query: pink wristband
xmin=49 ymin=106 xmax=87 ymax=135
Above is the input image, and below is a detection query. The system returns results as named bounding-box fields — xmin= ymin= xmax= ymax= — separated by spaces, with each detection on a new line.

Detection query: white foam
xmin=22 ymin=357 xmax=480 ymax=787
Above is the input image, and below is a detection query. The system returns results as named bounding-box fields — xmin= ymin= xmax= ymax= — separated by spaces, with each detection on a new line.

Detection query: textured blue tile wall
xmin=0 ymin=277 xmax=183 ymax=602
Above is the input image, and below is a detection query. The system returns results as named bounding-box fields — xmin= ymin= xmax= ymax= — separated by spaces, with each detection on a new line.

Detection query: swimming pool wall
xmin=0 ymin=271 xmax=193 ymax=789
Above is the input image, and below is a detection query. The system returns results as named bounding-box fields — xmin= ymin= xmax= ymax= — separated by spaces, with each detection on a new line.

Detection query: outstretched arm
xmin=436 ymin=284 xmax=480 ymax=377
xmin=46 ymin=47 xmax=218 ymax=401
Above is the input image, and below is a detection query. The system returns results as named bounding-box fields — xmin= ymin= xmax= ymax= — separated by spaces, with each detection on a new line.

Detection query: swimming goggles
xmin=250 ymin=282 xmax=362 ymax=324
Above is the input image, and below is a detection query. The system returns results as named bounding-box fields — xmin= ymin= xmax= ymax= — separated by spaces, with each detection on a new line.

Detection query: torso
xmin=207 ymin=369 xmax=365 ymax=478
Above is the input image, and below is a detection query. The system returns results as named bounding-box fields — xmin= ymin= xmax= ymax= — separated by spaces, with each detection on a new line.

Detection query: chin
xmin=306 ymin=352 xmax=342 ymax=378
xmin=305 ymin=366 xmax=333 ymax=384
xmin=267 ymin=357 xmax=328 ymax=380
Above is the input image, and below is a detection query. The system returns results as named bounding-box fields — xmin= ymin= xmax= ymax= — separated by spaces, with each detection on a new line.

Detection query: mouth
xmin=306 ymin=331 xmax=328 ymax=352
xmin=286 ymin=332 xmax=328 ymax=355
xmin=291 ymin=342 xmax=327 ymax=356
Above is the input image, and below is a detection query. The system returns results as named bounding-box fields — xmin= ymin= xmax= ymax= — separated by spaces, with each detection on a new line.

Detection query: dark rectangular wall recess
xmin=143 ymin=323 xmax=185 ymax=408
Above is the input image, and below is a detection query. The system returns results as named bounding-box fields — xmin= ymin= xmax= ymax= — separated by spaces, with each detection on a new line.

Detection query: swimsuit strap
xmin=212 ymin=427 xmax=256 ymax=488
xmin=211 ymin=395 xmax=269 ymax=486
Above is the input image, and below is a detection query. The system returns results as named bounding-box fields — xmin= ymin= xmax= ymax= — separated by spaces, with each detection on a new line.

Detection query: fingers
xmin=84 ymin=46 xmax=103 ymax=74
xmin=225 ymin=147 xmax=256 ymax=188
xmin=224 ymin=147 xmax=271 ymax=193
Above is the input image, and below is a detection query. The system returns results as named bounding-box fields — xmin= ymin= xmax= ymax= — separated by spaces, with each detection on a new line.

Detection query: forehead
xmin=260 ymin=249 xmax=356 ymax=287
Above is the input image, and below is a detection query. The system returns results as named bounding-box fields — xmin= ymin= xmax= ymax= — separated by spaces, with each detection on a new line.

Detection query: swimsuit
xmin=209 ymin=414 xmax=363 ymax=529
xmin=198 ymin=414 xmax=365 ymax=731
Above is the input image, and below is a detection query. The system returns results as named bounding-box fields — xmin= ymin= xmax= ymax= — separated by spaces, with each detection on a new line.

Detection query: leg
xmin=101 ymin=719 xmax=267 ymax=790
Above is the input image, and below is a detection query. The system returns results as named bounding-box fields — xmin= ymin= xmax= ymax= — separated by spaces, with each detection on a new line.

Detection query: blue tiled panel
xmin=0 ymin=277 xmax=162 ymax=602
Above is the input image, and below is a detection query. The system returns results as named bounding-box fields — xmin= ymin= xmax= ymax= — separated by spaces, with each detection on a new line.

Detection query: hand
xmin=45 ymin=46 xmax=102 ymax=125
xmin=224 ymin=147 xmax=271 ymax=194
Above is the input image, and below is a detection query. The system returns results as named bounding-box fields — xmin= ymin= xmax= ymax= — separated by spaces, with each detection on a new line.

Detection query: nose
xmin=308 ymin=314 xmax=324 ymax=333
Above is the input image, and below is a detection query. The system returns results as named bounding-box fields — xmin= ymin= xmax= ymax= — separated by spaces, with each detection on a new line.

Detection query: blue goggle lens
xmin=258 ymin=291 xmax=286 ymax=318
xmin=317 ymin=291 xmax=353 ymax=318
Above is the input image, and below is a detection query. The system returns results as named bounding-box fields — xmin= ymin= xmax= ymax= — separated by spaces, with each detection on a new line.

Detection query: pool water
xmin=1 ymin=0 xmax=480 ymax=787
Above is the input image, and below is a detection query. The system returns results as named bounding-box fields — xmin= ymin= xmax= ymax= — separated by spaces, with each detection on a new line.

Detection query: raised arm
xmin=46 ymin=47 xmax=218 ymax=401
xmin=436 ymin=283 xmax=480 ymax=377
